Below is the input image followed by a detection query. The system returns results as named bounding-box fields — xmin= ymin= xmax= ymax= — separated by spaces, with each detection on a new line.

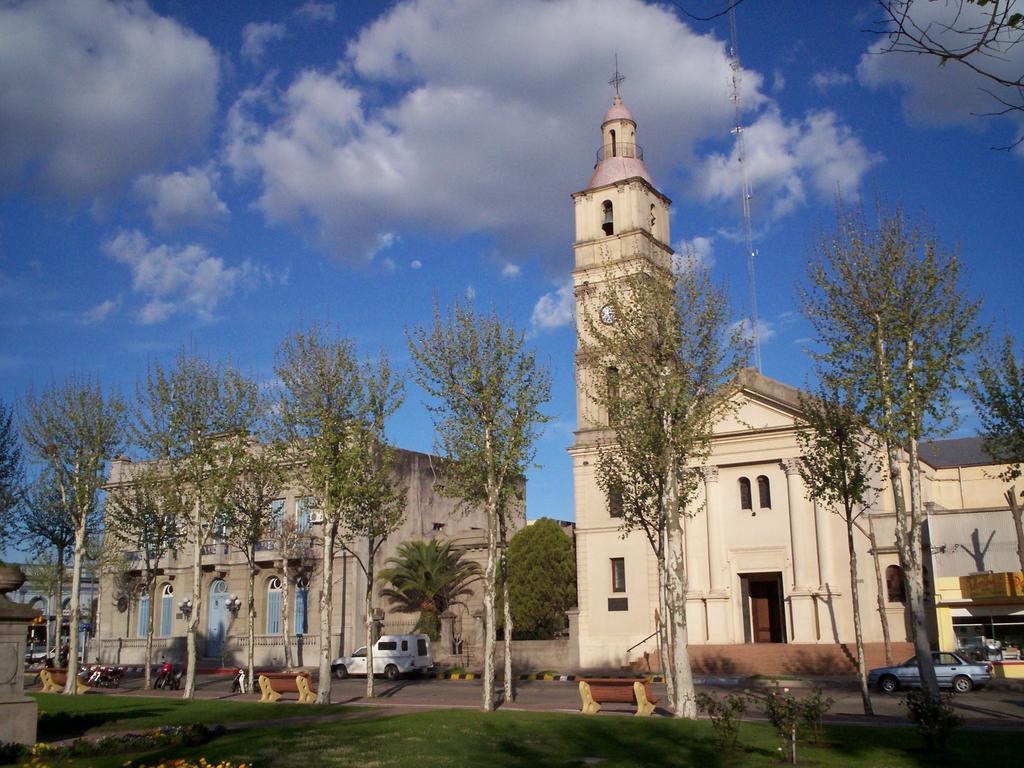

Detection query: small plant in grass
xmin=695 ymin=691 xmax=747 ymax=752
xmin=753 ymin=686 xmax=802 ymax=764
xmin=0 ymin=741 xmax=28 ymax=764
xmin=902 ymin=689 xmax=961 ymax=751
xmin=444 ymin=666 xmax=469 ymax=677
xmin=798 ymin=688 xmax=834 ymax=745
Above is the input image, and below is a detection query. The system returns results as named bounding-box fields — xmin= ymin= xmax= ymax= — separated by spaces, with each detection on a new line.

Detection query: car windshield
xmin=901 ymin=658 xmax=918 ymax=667
xmin=352 ymin=647 xmax=366 ymax=657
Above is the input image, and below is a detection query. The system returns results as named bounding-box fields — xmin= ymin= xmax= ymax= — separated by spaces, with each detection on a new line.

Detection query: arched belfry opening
xmin=609 ymin=128 xmax=617 ymax=157
xmin=601 ymin=200 xmax=614 ymax=236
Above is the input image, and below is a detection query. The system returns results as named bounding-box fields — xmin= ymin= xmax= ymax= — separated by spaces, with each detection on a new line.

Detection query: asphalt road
xmin=29 ymin=671 xmax=1024 ymax=729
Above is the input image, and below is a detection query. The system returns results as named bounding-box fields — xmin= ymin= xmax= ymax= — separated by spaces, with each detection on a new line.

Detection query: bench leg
xmin=633 ymin=681 xmax=655 ymax=717
xmin=258 ymin=675 xmax=282 ymax=703
xmin=296 ymin=676 xmax=317 ymax=704
xmin=39 ymin=671 xmax=61 ymax=694
xmin=76 ymin=678 xmax=90 ymax=695
xmin=579 ymin=681 xmax=601 ymax=715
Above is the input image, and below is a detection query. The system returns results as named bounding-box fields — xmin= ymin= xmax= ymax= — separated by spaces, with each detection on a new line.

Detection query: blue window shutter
xmin=160 ymin=595 xmax=173 ymax=637
xmin=138 ymin=596 xmax=150 ymax=638
xmin=295 ymin=588 xmax=307 ymax=635
xmin=267 ymin=589 xmax=281 ymax=635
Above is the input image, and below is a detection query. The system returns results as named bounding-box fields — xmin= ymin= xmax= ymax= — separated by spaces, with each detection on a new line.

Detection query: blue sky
xmin=2 ymin=0 xmax=1022 ymax=523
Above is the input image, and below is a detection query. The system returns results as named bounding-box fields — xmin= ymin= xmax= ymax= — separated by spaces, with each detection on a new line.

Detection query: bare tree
xmin=969 ymin=331 xmax=1024 ymax=569
xmin=579 ymin=262 xmax=744 ymax=718
xmin=133 ymin=347 xmax=261 ymax=699
xmin=0 ymin=400 xmax=23 ymax=557
xmin=105 ymin=466 xmax=183 ymax=688
xmin=796 ymin=381 xmax=883 ymax=716
xmin=408 ymin=301 xmax=550 ymax=712
xmin=222 ymin=439 xmax=286 ymax=690
xmin=269 ymin=515 xmax=316 ymax=669
xmin=801 ymin=202 xmax=983 ymax=705
xmin=21 ymin=376 xmax=125 ymax=693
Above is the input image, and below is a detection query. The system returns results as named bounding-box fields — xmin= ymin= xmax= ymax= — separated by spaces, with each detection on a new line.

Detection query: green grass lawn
xmin=17 ymin=704 xmax=1024 ymax=768
xmin=30 ymin=693 xmax=359 ymax=741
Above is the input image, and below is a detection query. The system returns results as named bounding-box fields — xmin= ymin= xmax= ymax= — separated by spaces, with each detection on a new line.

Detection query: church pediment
xmin=713 ymin=368 xmax=804 ymax=435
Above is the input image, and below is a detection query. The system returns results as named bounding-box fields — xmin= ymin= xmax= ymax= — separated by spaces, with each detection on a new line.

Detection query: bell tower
xmin=569 ymin=83 xmax=675 ymax=668
xmin=570 ymin=89 xmax=673 ymax=435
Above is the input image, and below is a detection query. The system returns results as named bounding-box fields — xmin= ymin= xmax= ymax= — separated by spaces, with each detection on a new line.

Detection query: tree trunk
xmin=315 ymin=521 xmax=336 ymax=704
xmin=846 ymin=509 xmax=873 ymax=716
xmin=281 ymin=565 xmax=292 ymax=669
xmin=365 ymin=537 xmax=376 ymax=699
xmin=53 ymin=550 xmax=65 ymax=662
xmin=481 ymin=503 xmax=497 ymax=712
xmin=92 ymin=571 xmax=103 ymax=663
xmin=905 ymin=440 xmax=940 ymax=703
xmin=247 ymin=557 xmax=256 ymax=692
xmin=1006 ymin=487 xmax=1024 ymax=572
xmin=666 ymin=504 xmax=696 ymax=718
xmin=655 ymin=531 xmax=675 ymax=709
xmin=63 ymin=522 xmax=87 ymax=695
xmin=183 ymin=518 xmax=202 ymax=700
xmin=865 ymin=515 xmax=893 ymax=666
xmin=498 ymin=512 xmax=514 ymax=704
xmin=143 ymin=578 xmax=155 ymax=690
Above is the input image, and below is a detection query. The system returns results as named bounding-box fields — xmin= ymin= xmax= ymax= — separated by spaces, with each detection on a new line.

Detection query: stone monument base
xmin=0 ymin=695 xmax=38 ymax=745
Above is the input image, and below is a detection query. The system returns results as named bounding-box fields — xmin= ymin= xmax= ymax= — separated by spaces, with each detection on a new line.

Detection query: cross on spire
xmin=608 ymin=54 xmax=625 ymax=98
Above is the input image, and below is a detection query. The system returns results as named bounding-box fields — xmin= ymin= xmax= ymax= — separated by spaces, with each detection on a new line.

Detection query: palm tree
xmin=378 ymin=539 xmax=481 ymax=639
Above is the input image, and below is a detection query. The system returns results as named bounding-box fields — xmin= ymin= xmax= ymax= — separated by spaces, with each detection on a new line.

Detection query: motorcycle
xmin=231 ymin=667 xmax=248 ymax=694
xmin=84 ymin=664 xmax=124 ymax=688
xmin=154 ymin=660 xmax=182 ymax=690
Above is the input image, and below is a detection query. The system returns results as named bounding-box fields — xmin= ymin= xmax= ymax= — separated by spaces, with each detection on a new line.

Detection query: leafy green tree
xmin=133 ymin=347 xmax=261 ymax=699
xmin=222 ymin=441 xmax=287 ymax=690
xmin=21 ymin=375 xmax=125 ymax=693
xmin=276 ymin=323 xmax=399 ymax=703
xmin=796 ymin=381 xmax=882 ymax=716
xmin=506 ymin=519 xmax=576 ymax=640
xmin=408 ymin=301 xmax=551 ymax=711
xmin=105 ymin=466 xmax=183 ymax=689
xmin=801 ymin=202 xmax=983 ymax=706
xmin=379 ymin=539 xmax=482 ymax=639
xmin=580 ymin=261 xmax=744 ymax=718
xmin=969 ymin=331 xmax=1024 ymax=570
xmin=0 ymin=400 xmax=23 ymax=557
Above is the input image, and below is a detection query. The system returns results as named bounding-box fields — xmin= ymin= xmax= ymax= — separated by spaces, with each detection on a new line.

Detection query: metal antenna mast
xmin=729 ymin=5 xmax=761 ymax=372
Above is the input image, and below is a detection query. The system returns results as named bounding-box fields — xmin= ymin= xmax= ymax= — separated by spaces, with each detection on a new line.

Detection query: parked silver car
xmin=868 ymin=651 xmax=992 ymax=693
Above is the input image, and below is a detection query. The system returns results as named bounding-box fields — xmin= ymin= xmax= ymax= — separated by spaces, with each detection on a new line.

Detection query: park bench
xmin=579 ymin=677 xmax=659 ymax=716
xmin=257 ymin=671 xmax=317 ymax=703
xmin=38 ymin=668 xmax=89 ymax=695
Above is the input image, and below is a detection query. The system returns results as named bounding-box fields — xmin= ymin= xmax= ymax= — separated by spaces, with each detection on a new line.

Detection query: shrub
xmin=902 ymin=690 xmax=962 ymax=751
xmin=0 ymin=741 xmax=28 ymax=764
xmin=695 ymin=691 xmax=746 ymax=752
xmin=753 ymin=687 xmax=802 ymax=764
xmin=29 ymin=724 xmax=225 ymax=761
xmin=798 ymin=688 xmax=834 ymax=745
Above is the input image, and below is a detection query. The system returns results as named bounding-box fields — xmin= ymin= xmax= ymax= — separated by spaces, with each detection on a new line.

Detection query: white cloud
xmin=465 ymin=285 xmax=477 ymax=301
xmin=226 ymin=0 xmax=765 ymax=262
xmin=241 ymin=21 xmax=287 ymax=63
xmin=134 ymin=166 xmax=229 ymax=230
xmin=0 ymin=0 xmax=219 ymax=200
xmin=501 ymin=262 xmax=521 ymax=278
xmin=694 ymin=107 xmax=881 ymax=220
xmin=80 ymin=298 xmax=119 ymax=325
xmin=103 ymin=230 xmax=256 ymax=324
xmin=410 ymin=259 xmax=423 ymax=269
xmin=295 ymin=2 xmax=336 ymax=23
xmin=730 ymin=317 xmax=776 ymax=345
xmin=531 ymin=283 xmax=574 ymax=331
xmin=810 ymin=69 xmax=853 ymax=91
xmin=674 ymin=235 xmax=714 ymax=271
xmin=771 ymin=68 xmax=786 ymax=93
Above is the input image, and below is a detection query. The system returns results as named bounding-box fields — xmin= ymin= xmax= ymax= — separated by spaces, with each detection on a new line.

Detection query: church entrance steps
xmin=626 ymin=642 xmax=915 ymax=677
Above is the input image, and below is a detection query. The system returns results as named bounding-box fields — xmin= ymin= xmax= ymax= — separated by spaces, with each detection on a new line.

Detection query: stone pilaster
xmin=781 ymin=459 xmax=817 ymax=642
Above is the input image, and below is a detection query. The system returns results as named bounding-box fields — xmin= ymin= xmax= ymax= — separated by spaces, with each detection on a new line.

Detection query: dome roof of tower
xmin=602 ymin=98 xmax=634 ymax=124
xmin=589 ymin=157 xmax=652 ymax=188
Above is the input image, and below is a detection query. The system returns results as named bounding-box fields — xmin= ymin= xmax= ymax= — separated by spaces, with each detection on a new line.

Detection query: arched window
xmin=295 ymin=577 xmax=309 ymax=636
xmin=601 ymin=200 xmax=614 ymax=236
xmin=610 ymin=128 xmax=617 ymax=157
xmin=649 ymin=203 xmax=656 ymax=230
xmin=608 ymin=482 xmax=624 ymax=518
xmin=266 ymin=577 xmax=282 ymax=635
xmin=137 ymin=590 xmax=150 ymax=638
xmin=738 ymin=477 xmax=752 ymax=511
xmin=606 ymin=366 xmax=620 ymax=426
xmin=757 ymin=476 xmax=772 ymax=509
xmin=886 ymin=565 xmax=906 ymax=603
xmin=160 ymin=584 xmax=174 ymax=638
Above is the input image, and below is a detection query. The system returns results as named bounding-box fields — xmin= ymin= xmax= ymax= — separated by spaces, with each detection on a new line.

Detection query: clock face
xmin=600 ymin=304 xmax=616 ymax=325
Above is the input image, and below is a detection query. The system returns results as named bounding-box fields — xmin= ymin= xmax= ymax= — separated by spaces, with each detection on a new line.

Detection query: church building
xmin=569 ymin=92 xmax=1022 ymax=674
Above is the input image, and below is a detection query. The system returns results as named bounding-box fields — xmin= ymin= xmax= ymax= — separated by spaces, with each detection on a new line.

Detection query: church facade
xmin=569 ymin=93 xmax=1021 ymax=672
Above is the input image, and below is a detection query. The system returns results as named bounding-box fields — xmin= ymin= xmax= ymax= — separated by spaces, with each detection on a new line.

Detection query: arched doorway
xmin=207 ymin=579 xmax=228 ymax=657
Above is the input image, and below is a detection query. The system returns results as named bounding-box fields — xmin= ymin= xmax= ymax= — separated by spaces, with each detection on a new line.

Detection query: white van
xmin=331 ymin=634 xmax=433 ymax=680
